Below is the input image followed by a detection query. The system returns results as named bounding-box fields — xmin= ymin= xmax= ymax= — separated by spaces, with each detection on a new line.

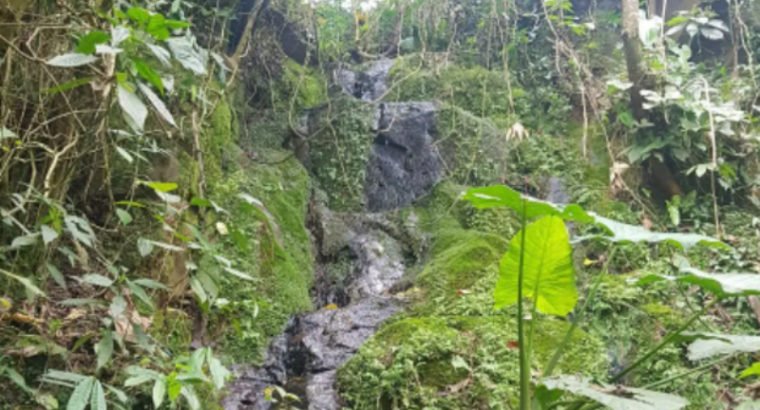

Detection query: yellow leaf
xmin=324 ymin=303 xmax=338 ymax=311
xmin=0 ymin=297 xmax=12 ymax=312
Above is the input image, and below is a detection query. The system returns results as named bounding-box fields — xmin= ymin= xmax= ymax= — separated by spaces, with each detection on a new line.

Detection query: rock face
xmin=335 ymin=58 xmax=395 ymax=102
xmin=223 ymin=223 xmax=408 ymax=410
xmin=365 ymin=102 xmax=441 ymax=212
xmin=311 ymin=59 xmax=443 ymax=212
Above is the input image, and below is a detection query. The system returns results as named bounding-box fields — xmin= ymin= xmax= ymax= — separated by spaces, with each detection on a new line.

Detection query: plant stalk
xmin=611 ymin=298 xmax=718 ymax=383
xmin=517 ymin=199 xmax=531 ymax=410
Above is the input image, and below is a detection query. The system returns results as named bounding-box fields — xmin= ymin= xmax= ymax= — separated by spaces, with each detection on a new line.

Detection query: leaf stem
xmin=611 ymin=298 xmax=718 ymax=383
xmin=518 ymin=199 xmax=531 ymax=410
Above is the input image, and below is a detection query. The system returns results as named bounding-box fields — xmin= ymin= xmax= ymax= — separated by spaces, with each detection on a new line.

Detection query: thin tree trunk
xmin=621 ymin=0 xmax=647 ymax=121
xmin=621 ymin=0 xmax=683 ymax=199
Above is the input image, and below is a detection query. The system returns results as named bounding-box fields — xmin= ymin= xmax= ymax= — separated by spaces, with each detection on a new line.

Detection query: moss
xmin=151 ymin=308 xmax=194 ymax=353
xmin=278 ymin=58 xmax=328 ymax=110
xmin=204 ymin=96 xmax=238 ymax=179
xmin=307 ymin=97 xmax=375 ymax=210
xmin=338 ymin=315 xmax=607 ymax=410
xmin=208 ymin=150 xmax=313 ymax=362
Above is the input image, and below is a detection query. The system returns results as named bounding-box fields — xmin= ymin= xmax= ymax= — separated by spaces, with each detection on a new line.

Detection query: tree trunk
xmin=621 ymin=0 xmax=683 ymax=199
xmin=621 ymin=0 xmax=647 ymax=121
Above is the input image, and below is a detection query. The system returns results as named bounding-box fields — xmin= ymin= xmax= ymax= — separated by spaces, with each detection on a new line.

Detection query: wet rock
xmin=347 ymin=232 xmax=405 ymax=298
xmin=224 ymin=226 xmax=406 ymax=410
xmin=334 ymin=59 xmax=395 ymax=102
xmin=365 ymin=102 xmax=442 ymax=212
xmin=302 ymin=59 xmax=443 ymax=212
xmin=222 ymin=332 xmax=290 ymax=410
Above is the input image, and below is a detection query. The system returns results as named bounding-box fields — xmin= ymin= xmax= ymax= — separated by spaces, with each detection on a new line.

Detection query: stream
xmin=223 ymin=59 xmax=438 ymax=410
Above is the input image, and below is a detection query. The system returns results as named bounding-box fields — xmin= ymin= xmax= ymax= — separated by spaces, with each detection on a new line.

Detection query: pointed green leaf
xmin=47 ymin=53 xmax=98 ymax=67
xmin=152 ymin=379 xmax=166 ymax=408
xmin=741 ymin=363 xmax=760 ymax=379
xmin=127 ymin=7 xmax=151 ymax=24
xmin=592 ymin=216 xmax=725 ymax=250
xmin=117 ymin=85 xmax=148 ymax=132
xmin=637 ymin=267 xmax=760 ymax=298
xmin=181 ymin=386 xmax=201 ymax=410
xmin=462 ymin=185 xmax=594 ymax=223
xmin=2 ymin=367 xmax=33 ymax=394
xmin=208 ymin=355 xmax=230 ymax=389
xmin=143 ymin=181 xmax=178 ymax=193
xmin=76 ymin=31 xmax=110 ymax=54
xmin=495 ymin=216 xmax=577 ymax=316
xmin=127 ymin=280 xmax=154 ymax=309
xmin=11 ymin=233 xmax=40 ymax=249
xmin=137 ymin=238 xmax=154 ymax=257
xmin=95 ymin=331 xmax=114 ymax=370
xmin=138 ymin=83 xmax=176 ymax=127
xmin=66 ymin=377 xmax=95 ymax=410
xmin=90 ymin=380 xmax=106 ymax=410
xmin=47 ymin=263 xmax=67 ymax=290
xmin=0 ymin=269 xmax=45 ymax=297
xmin=132 ymin=279 xmax=167 ymax=289
xmin=0 ymin=126 xmax=17 ymax=139
xmin=41 ymin=224 xmax=59 ymax=245
xmin=80 ymin=274 xmax=114 ymax=288
xmin=115 ymin=208 xmax=133 ymax=225
xmin=133 ymin=59 xmax=163 ymax=94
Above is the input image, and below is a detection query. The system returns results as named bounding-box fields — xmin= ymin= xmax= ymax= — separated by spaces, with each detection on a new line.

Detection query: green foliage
xmin=338 ymin=315 xmax=606 ymax=410
xmin=208 ymin=152 xmax=313 ymax=361
xmin=278 ymin=59 xmax=328 ymax=110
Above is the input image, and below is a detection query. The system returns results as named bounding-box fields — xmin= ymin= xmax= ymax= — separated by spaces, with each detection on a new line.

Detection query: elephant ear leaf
xmin=542 ymin=375 xmax=688 ymax=410
xmin=495 ymin=216 xmax=577 ymax=316
xmin=685 ymin=333 xmax=760 ymax=361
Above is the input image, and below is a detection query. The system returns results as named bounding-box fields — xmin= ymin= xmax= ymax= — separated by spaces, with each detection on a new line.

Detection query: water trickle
xmin=224 ymin=59 xmax=433 ymax=409
xmin=223 ymin=221 xmax=410 ymax=410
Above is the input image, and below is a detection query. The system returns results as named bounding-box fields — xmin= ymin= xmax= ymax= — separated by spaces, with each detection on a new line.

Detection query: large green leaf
xmin=462 ymin=185 xmax=594 ymax=223
xmin=462 ymin=185 xmax=724 ymax=250
xmin=89 ymin=381 xmax=106 ymax=410
xmin=542 ymin=375 xmax=688 ymax=410
xmin=95 ymin=331 xmax=114 ymax=370
xmin=685 ymin=333 xmax=760 ymax=361
xmin=495 ymin=216 xmax=577 ymax=316
xmin=591 ymin=216 xmax=725 ymax=250
xmin=637 ymin=267 xmax=760 ymax=298
xmin=117 ymin=85 xmax=148 ymax=132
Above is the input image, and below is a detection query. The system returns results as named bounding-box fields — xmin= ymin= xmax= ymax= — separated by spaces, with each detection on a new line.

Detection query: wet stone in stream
xmin=223 ymin=228 xmax=406 ymax=410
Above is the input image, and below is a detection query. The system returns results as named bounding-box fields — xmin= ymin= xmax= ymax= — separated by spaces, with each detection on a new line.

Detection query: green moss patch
xmin=208 ymin=151 xmax=313 ymax=362
xmin=338 ymin=315 xmax=607 ymax=410
xmin=307 ymin=97 xmax=376 ymax=210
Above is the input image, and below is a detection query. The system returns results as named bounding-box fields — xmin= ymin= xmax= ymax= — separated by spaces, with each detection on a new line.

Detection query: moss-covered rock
xmin=307 ymin=97 xmax=376 ymax=210
xmin=208 ymin=150 xmax=314 ymax=362
xmin=278 ymin=58 xmax=329 ymax=110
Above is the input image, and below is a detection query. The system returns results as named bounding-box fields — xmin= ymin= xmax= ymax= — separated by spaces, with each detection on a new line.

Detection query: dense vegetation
xmin=1 ymin=0 xmax=759 ymax=409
